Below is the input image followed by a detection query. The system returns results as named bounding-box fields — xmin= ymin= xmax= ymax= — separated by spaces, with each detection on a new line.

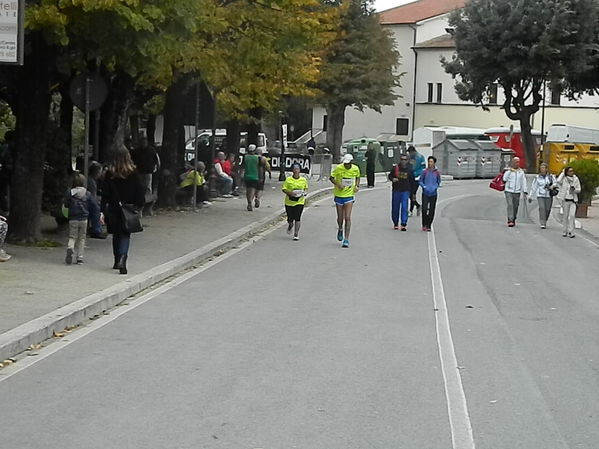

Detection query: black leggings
xmin=421 ymin=194 xmax=437 ymax=227
xmin=285 ymin=204 xmax=304 ymax=222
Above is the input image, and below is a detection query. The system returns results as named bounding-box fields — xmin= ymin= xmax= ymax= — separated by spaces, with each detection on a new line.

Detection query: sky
xmin=374 ymin=0 xmax=414 ymax=12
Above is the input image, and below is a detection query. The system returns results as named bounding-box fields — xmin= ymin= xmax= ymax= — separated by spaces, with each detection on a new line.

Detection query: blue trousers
xmin=88 ymin=198 xmax=102 ymax=234
xmin=112 ymin=233 xmax=131 ymax=257
xmin=391 ymin=190 xmax=410 ymax=226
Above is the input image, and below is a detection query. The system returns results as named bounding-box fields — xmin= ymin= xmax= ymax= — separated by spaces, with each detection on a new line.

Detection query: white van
xmin=184 ymin=129 xmax=267 ymax=161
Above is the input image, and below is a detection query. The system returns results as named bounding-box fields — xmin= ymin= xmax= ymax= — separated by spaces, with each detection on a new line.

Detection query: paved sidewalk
xmin=0 ymin=178 xmax=335 ymax=360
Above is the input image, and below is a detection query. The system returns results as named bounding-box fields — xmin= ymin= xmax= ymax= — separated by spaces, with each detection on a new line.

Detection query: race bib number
xmin=341 ymin=178 xmax=354 ymax=187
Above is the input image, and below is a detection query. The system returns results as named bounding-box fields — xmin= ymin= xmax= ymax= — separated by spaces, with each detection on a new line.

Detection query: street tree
xmin=443 ymin=0 xmax=597 ymax=171
xmin=318 ymin=0 xmax=401 ymax=160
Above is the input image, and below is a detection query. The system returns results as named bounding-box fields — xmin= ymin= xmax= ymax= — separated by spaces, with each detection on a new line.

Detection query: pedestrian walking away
xmin=388 ymin=154 xmax=415 ymax=231
xmin=529 ymin=163 xmax=557 ymax=229
xmin=502 ymin=156 xmax=528 ymax=227
xmin=63 ymin=173 xmax=94 ymax=265
xmin=330 ymin=153 xmax=360 ymax=247
xmin=556 ymin=166 xmax=581 ymax=238
xmin=419 ymin=156 xmax=441 ymax=231
xmin=408 ymin=145 xmax=425 ymax=216
xmin=0 ymin=214 xmax=11 ymax=262
xmin=282 ymin=163 xmax=308 ymax=241
xmin=243 ymin=144 xmax=264 ymax=211
xmin=365 ymin=142 xmax=376 ymax=188
xmin=102 ymin=146 xmax=146 ymax=274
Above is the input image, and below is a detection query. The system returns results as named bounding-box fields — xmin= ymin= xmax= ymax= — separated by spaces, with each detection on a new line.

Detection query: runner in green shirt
xmin=329 ymin=153 xmax=360 ymax=248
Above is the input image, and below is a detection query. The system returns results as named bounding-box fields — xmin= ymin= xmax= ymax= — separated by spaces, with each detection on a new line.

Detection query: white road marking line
xmin=0 ymin=233 xmax=268 ymax=382
xmin=427 ymin=194 xmax=478 ymax=449
xmin=428 ymin=229 xmax=476 ymax=449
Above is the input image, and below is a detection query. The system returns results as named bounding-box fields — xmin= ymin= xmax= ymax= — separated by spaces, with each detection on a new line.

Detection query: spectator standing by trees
xmin=0 ymin=214 xmax=11 ymax=262
xmin=102 ymin=146 xmax=145 ymax=275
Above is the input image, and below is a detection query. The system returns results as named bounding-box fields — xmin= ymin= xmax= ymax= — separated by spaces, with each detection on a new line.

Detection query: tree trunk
xmin=226 ymin=120 xmax=241 ymax=155
xmin=158 ymin=77 xmax=187 ymax=208
xmin=99 ymin=71 xmax=133 ymax=162
xmin=9 ymin=33 xmax=53 ymax=242
xmin=326 ymin=104 xmax=345 ymax=161
xmin=147 ymin=113 xmax=156 ymax=146
xmin=520 ymin=116 xmax=537 ymax=172
xmin=129 ymin=114 xmax=140 ymax=148
xmin=246 ymin=109 xmax=262 ymax=148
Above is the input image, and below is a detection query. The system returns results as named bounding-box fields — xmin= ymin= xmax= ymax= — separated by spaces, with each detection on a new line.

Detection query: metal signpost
xmin=279 ymin=122 xmax=288 ymax=181
xmin=69 ymin=73 xmax=108 ymax=178
xmin=0 ymin=0 xmax=24 ymax=66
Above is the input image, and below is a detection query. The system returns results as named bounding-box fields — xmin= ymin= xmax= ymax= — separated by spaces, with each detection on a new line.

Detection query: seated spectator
xmin=179 ymin=161 xmax=212 ymax=207
xmin=213 ymin=151 xmax=233 ymax=197
xmin=223 ymin=153 xmax=240 ymax=196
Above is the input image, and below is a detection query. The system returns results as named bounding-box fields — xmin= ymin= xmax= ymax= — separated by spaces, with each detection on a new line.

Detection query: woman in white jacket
xmin=530 ymin=163 xmax=556 ymax=229
xmin=556 ymin=166 xmax=581 ymax=238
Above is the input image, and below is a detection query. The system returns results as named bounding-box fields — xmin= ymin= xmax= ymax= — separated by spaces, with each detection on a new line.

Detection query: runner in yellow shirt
xmin=282 ymin=163 xmax=308 ymax=240
xmin=329 ymin=154 xmax=360 ymax=248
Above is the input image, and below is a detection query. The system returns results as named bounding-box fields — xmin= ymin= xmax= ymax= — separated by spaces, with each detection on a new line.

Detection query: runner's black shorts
xmin=285 ymin=204 xmax=304 ymax=222
xmin=245 ymin=179 xmax=260 ymax=189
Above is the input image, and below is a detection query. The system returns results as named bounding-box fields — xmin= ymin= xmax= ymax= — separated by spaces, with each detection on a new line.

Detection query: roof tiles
xmin=379 ymin=0 xmax=466 ymax=25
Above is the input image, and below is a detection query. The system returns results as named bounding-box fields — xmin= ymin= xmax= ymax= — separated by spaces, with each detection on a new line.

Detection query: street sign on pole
xmin=0 ymin=0 xmax=24 ymax=65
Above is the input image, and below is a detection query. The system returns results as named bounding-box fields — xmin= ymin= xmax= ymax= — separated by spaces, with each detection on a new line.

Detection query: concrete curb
xmin=0 ymin=187 xmax=333 ymax=362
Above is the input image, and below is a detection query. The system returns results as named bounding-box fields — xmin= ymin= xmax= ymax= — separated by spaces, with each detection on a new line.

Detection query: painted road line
xmin=428 ymin=230 xmax=476 ymax=449
xmin=428 ymin=193 xmax=477 ymax=449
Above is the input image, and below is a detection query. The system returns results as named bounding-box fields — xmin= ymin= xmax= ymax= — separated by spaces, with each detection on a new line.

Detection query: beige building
xmin=312 ymin=0 xmax=599 ymax=148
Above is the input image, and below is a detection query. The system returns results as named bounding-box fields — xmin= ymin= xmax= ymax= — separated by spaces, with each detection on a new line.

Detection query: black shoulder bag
xmin=112 ymin=178 xmax=143 ymax=233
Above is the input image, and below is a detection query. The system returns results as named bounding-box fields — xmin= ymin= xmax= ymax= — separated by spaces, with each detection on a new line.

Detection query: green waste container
xmin=341 ymin=138 xmax=383 ymax=176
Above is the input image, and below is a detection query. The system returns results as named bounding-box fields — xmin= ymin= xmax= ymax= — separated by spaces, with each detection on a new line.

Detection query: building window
xmin=489 ymin=83 xmax=498 ymax=104
xmin=396 ymin=118 xmax=409 ymax=136
xmin=427 ymin=83 xmax=434 ymax=103
xmin=436 ymin=83 xmax=443 ymax=103
xmin=322 ymin=115 xmax=327 ymax=131
xmin=551 ymin=87 xmax=561 ymax=106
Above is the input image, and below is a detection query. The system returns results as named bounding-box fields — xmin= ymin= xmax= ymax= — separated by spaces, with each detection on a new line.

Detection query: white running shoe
xmin=0 ymin=249 xmax=11 ymax=262
xmin=293 ymin=235 xmax=299 ymax=241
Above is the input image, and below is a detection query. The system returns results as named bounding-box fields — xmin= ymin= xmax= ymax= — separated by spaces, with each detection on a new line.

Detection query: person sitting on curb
xmin=0 ymin=214 xmax=11 ymax=262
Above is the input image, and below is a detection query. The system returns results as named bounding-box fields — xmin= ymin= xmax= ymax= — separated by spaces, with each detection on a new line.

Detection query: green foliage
xmin=318 ymin=0 xmax=401 ymax=110
xmin=570 ymin=158 xmax=599 ymax=203
xmin=0 ymin=101 xmax=15 ymax=140
xmin=443 ymin=0 xmax=597 ymax=110
xmin=443 ymin=0 xmax=598 ymax=170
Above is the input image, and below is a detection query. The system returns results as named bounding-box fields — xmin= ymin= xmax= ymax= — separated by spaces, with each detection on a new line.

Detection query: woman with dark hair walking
xmin=102 ymin=146 xmax=145 ymax=274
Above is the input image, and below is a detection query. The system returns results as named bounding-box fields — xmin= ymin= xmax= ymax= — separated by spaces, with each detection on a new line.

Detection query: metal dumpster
xmin=475 ymin=141 xmax=502 ymax=178
xmin=377 ymin=134 xmax=406 ymax=171
xmin=342 ymin=138 xmax=383 ymax=175
xmin=433 ymin=139 xmax=478 ymax=178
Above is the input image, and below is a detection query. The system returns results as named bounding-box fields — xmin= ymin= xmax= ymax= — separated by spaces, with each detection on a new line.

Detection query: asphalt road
xmin=1 ymin=180 xmax=598 ymax=449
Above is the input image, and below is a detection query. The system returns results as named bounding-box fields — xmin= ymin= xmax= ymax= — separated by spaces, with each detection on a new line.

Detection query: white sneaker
xmin=0 ymin=249 xmax=11 ymax=262
xmin=293 ymin=235 xmax=299 ymax=241
xmin=222 ymin=194 xmax=233 ymax=198
xmin=202 ymin=201 xmax=212 ymax=207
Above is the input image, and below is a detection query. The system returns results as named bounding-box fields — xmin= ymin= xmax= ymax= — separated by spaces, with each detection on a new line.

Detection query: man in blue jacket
xmin=419 ymin=156 xmax=441 ymax=231
xmin=408 ymin=146 xmax=426 ymax=216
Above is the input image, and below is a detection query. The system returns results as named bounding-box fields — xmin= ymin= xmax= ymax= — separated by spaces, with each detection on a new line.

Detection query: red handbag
xmin=489 ymin=173 xmax=505 ymax=191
